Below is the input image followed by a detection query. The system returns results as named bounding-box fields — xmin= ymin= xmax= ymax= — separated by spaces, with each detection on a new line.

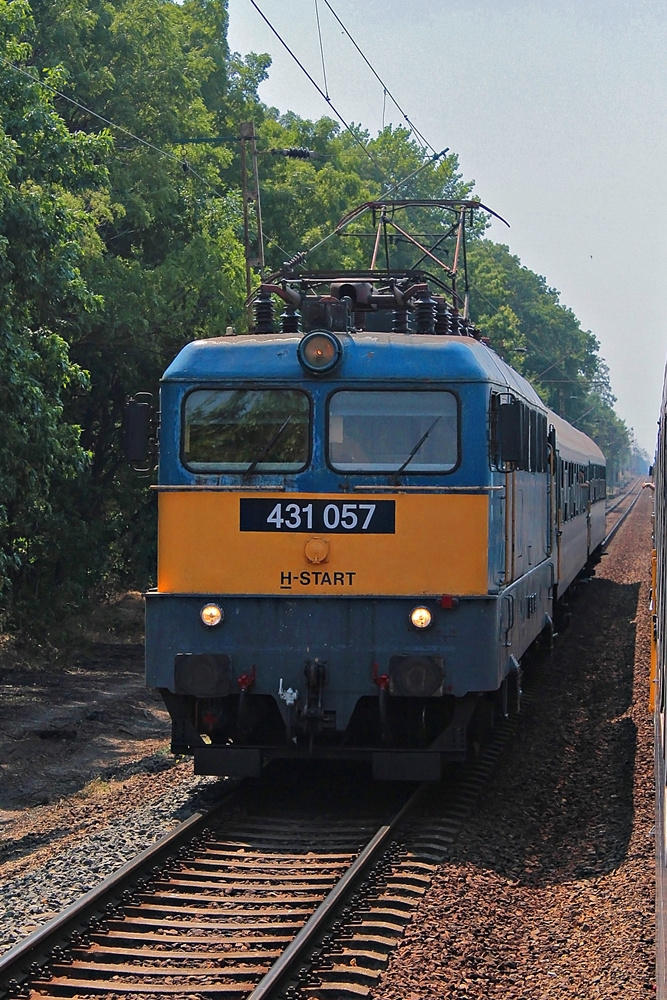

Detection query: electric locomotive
xmin=126 ymin=200 xmax=606 ymax=781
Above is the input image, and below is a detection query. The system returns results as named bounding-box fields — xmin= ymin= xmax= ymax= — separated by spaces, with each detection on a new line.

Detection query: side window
xmin=539 ymin=414 xmax=548 ymax=472
xmin=494 ymin=395 xmax=547 ymax=473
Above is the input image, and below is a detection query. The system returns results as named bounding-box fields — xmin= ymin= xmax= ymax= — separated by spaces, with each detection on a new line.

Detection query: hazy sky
xmin=227 ymin=0 xmax=667 ymax=454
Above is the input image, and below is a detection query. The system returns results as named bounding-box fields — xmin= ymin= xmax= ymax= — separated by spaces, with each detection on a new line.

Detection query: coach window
xmin=328 ymin=390 xmax=458 ymax=473
xmin=529 ymin=409 xmax=538 ymax=472
xmin=183 ymin=389 xmax=310 ymax=472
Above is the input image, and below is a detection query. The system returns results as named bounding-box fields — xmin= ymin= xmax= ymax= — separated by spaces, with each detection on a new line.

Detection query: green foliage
xmin=23 ymin=0 xmax=249 ymax=602
xmin=0 ymin=0 xmax=113 ymax=629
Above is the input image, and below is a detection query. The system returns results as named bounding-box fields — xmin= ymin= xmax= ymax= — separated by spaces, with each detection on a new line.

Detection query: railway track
xmin=0 ymin=770 xmax=424 ymax=1000
xmin=603 ymin=476 xmax=645 ymax=547
xmin=0 ymin=728 xmax=518 ymax=1000
xmin=0 ymin=779 xmax=392 ymax=998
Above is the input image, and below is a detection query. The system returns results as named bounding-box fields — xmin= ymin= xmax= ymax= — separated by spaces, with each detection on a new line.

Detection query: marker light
xmin=410 ymin=606 xmax=433 ymax=630
xmin=200 ymin=603 xmax=223 ymax=627
xmin=297 ymin=331 xmax=342 ymax=374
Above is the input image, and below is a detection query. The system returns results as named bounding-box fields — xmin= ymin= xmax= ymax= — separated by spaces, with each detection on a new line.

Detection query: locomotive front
xmin=143 ymin=271 xmax=558 ymax=780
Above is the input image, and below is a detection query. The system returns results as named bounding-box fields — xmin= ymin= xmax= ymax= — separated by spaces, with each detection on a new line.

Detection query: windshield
xmin=328 ymin=390 xmax=458 ymax=473
xmin=183 ymin=389 xmax=310 ymax=472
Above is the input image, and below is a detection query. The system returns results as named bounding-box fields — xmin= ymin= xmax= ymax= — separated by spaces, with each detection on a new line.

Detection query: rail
xmin=603 ymin=479 xmax=644 ymax=549
xmin=0 ymin=782 xmax=424 ymax=1000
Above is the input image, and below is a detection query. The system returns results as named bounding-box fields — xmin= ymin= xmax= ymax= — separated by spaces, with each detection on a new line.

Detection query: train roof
xmin=548 ymin=409 xmax=605 ymax=465
xmin=163 ymin=331 xmax=544 ymax=404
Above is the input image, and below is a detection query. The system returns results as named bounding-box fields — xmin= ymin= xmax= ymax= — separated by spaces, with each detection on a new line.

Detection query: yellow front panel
xmin=157 ymin=492 xmax=489 ymax=596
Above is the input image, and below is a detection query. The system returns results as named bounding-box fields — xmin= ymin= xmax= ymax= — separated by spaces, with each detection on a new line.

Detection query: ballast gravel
xmin=371 ymin=489 xmax=655 ymax=999
xmin=0 ymin=756 xmax=221 ymax=953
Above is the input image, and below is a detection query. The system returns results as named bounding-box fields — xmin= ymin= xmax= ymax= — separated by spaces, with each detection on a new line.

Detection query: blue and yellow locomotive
xmin=128 ymin=201 xmax=606 ymax=780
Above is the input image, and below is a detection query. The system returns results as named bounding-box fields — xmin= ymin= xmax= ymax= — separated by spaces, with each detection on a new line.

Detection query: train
xmin=651 ymin=367 xmax=667 ymax=999
xmin=125 ymin=199 xmax=607 ymax=781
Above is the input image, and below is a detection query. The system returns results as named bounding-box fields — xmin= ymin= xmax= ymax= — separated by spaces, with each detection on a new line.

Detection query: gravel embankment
xmin=371 ymin=490 xmax=655 ymax=999
xmin=0 ymin=757 xmax=222 ymax=954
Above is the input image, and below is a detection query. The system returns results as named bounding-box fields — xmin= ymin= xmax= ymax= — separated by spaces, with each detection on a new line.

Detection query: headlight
xmin=297 ymin=331 xmax=342 ymax=373
xmin=200 ymin=603 xmax=224 ymax=627
xmin=409 ymin=606 xmax=433 ymax=630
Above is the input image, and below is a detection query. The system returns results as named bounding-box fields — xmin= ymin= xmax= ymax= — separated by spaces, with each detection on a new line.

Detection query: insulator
xmin=414 ymin=292 xmax=437 ymax=334
xmin=283 ymin=251 xmax=307 ymax=273
xmin=281 ymin=307 xmax=300 ymax=333
xmin=283 ymin=147 xmax=313 ymax=159
xmin=449 ymin=309 xmax=461 ymax=335
xmin=392 ymin=308 xmax=410 ymax=333
xmin=435 ymin=299 xmax=450 ymax=335
xmin=252 ymin=288 xmax=275 ymax=334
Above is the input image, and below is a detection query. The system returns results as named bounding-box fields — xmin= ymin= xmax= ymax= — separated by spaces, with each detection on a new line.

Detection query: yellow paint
xmin=650 ymin=548 xmax=657 ymax=713
xmin=157 ymin=491 xmax=489 ymax=596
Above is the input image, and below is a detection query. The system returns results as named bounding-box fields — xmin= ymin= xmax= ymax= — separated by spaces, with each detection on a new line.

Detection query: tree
xmin=0 ymin=0 xmax=110 ymax=626
xmin=24 ymin=0 xmax=249 ymax=594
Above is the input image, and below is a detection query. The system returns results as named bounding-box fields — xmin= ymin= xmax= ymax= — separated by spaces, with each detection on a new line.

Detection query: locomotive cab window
xmin=183 ymin=389 xmax=310 ymax=472
xmin=328 ymin=390 xmax=458 ymax=473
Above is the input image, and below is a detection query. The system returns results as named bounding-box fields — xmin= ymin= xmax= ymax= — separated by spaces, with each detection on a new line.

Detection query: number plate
xmin=240 ymin=499 xmax=395 ymax=533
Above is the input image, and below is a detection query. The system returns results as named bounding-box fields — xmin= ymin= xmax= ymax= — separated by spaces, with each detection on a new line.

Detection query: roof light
xmin=297 ymin=331 xmax=342 ymax=374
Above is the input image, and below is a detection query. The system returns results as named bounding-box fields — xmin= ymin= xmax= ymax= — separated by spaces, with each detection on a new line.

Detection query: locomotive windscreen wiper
xmin=396 ymin=416 xmax=441 ymax=474
xmin=244 ymin=415 xmax=293 ymax=478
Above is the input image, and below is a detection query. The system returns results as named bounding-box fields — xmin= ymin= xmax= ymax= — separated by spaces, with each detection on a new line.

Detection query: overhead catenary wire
xmin=321 ymin=0 xmax=437 ymax=155
xmin=9 ymin=46 xmax=590 ymax=403
xmin=248 ymin=0 xmax=389 ymax=183
xmin=0 ymin=42 xmax=440 ymax=281
xmin=0 ymin=50 xmax=316 ymax=298
xmin=243 ymin=1 xmax=461 ymax=265
xmin=314 ymin=0 xmax=330 ymax=100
